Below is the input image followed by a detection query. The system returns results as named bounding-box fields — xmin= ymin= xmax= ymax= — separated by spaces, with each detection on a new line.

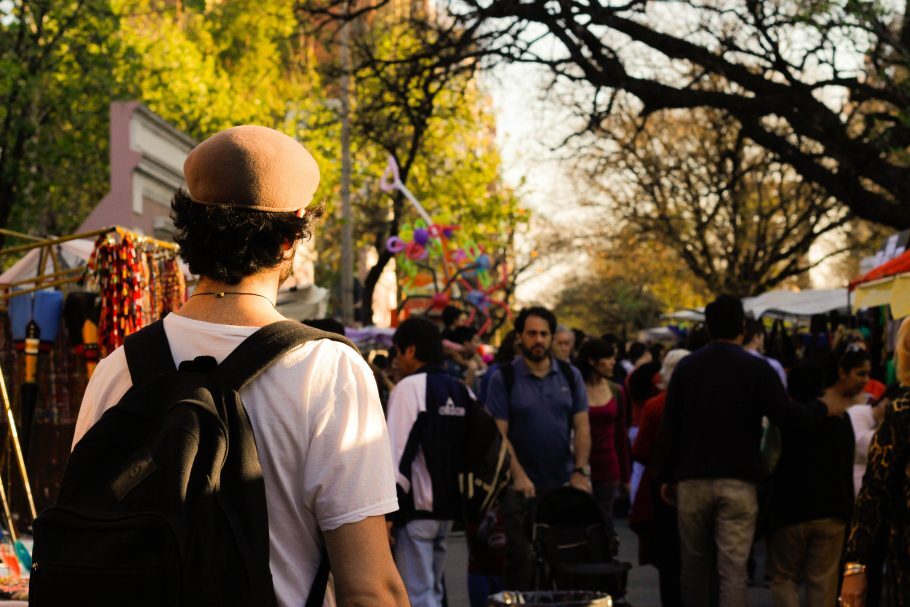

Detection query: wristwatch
xmin=573 ymin=465 xmax=591 ymax=478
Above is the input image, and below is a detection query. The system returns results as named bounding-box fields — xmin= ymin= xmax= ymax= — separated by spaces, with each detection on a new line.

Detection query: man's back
xmin=659 ymin=342 xmax=794 ymax=483
xmin=73 ymin=313 xmax=398 ymax=607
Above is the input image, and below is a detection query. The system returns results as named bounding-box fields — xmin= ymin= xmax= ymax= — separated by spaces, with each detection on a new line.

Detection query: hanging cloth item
xmin=84 ymin=232 xmax=145 ymax=356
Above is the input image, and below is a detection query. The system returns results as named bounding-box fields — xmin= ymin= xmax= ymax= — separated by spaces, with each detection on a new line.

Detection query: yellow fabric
xmin=890 ymin=276 xmax=910 ymax=319
xmin=852 ymin=274 xmax=910 ymax=319
xmin=853 ymin=279 xmax=895 ymax=312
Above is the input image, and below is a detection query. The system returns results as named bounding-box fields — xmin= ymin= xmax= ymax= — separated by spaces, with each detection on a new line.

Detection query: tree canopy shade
xmin=584 ymin=108 xmax=850 ymax=297
xmin=438 ymin=0 xmax=910 ymax=228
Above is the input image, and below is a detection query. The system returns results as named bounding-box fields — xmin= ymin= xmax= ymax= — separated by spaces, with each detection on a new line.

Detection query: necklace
xmin=190 ymin=291 xmax=277 ymax=309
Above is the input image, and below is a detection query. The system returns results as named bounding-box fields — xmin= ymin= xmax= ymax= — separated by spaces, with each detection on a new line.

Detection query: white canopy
xmin=664 ymin=288 xmax=852 ymax=323
xmin=742 ymin=288 xmax=851 ymax=319
xmin=0 ymin=239 xmax=96 ymax=286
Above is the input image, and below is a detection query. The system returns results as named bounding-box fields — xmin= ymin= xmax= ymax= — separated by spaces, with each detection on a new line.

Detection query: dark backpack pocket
xmin=30 ymin=507 xmax=182 ymax=607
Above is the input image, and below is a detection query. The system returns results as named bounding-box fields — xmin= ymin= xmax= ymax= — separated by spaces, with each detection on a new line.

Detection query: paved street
xmin=443 ymin=517 xmax=774 ymax=607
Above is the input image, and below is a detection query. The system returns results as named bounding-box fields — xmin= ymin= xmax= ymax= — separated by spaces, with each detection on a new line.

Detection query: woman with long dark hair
xmin=574 ymin=339 xmax=630 ymax=535
xmin=768 ymin=342 xmax=870 ymax=607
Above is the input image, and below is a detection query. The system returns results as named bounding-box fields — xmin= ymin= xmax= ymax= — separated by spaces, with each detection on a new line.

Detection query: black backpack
xmin=397 ymin=368 xmax=511 ymax=523
xmin=30 ymin=320 xmax=354 ymax=607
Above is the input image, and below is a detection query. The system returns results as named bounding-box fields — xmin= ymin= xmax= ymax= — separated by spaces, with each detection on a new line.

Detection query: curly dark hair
xmin=170 ymin=188 xmax=321 ymax=284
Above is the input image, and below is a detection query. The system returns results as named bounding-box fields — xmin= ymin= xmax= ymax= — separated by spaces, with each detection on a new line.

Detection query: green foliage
xmin=112 ymin=0 xmax=317 ymax=139
xmin=0 ymin=0 xmax=124 ymax=239
xmin=0 ymin=0 xmax=525 ymax=315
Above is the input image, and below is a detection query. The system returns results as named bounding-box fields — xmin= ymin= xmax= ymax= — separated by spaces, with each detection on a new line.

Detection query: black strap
xmin=305 ymin=555 xmax=331 ymax=607
xmin=502 ymin=362 xmax=515 ymax=402
xmin=124 ymin=320 xmax=177 ymax=385
xmin=217 ymin=321 xmax=358 ymax=391
xmin=555 ymin=358 xmax=579 ymax=404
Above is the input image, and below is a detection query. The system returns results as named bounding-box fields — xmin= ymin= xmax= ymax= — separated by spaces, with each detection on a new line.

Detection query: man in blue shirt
xmin=485 ymin=306 xmax=591 ymax=589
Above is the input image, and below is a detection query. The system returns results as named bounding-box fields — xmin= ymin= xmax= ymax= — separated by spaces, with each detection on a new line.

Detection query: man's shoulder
xmin=389 ymin=372 xmax=427 ymax=400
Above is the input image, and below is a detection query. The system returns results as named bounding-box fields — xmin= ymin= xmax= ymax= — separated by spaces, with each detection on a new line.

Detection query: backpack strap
xmin=217 ymin=320 xmax=359 ymax=391
xmin=501 ymin=361 xmax=515 ymax=404
xmin=215 ymin=321 xmax=354 ymax=606
xmin=556 ymin=358 xmax=579 ymax=405
xmin=124 ymin=320 xmax=177 ymax=386
xmin=305 ymin=556 xmax=331 ymax=607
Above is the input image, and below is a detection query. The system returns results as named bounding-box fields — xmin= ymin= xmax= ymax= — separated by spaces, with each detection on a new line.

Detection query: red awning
xmin=850 ymin=249 xmax=910 ymax=290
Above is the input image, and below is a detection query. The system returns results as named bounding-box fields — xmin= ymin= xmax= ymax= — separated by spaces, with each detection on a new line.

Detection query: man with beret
xmin=73 ymin=126 xmax=408 ymax=606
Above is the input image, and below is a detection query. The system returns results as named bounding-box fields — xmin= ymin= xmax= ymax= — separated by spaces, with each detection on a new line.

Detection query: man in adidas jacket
xmin=387 ymin=316 xmax=472 ymax=607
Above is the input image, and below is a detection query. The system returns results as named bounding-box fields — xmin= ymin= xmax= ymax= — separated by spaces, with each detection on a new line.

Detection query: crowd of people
xmin=55 ymin=124 xmax=910 ymax=607
xmin=366 ymin=295 xmax=910 ymax=607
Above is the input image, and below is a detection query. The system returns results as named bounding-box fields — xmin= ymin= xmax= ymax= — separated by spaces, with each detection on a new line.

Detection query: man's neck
xmin=523 ymin=354 xmax=552 ymax=377
xmin=175 ymin=274 xmax=287 ymax=327
xmin=714 ymin=338 xmax=742 ymax=347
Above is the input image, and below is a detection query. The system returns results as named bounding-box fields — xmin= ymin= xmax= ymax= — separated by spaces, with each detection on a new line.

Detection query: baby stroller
xmin=531 ymin=487 xmax=632 ymax=604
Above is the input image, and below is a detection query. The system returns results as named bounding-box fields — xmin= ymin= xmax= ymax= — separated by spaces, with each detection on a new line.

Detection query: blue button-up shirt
xmin=485 ymin=356 xmax=588 ymax=490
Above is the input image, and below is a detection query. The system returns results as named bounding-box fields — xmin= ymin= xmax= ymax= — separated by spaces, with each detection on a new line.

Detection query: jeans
xmin=393 ymin=519 xmax=453 ymax=607
xmin=767 ymin=518 xmax=846 ymax=607
xmin=677 ymin=478 xmax=758 ymax=607
xmin=629 ymin=427 xmax=644 ymax=506
xmin=468 ymin=573 xmax=504 ymax=607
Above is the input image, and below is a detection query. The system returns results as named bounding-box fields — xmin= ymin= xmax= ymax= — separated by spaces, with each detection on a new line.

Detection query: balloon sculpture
xmin=380 ymin=156 xmax=511 ymax=335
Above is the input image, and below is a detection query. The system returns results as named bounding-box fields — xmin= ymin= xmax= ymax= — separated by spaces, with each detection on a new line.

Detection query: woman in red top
xmin=630 ymin=348 xmax=690 ymax=607
xmin=575 ymin=339 xmax=631 ymax=536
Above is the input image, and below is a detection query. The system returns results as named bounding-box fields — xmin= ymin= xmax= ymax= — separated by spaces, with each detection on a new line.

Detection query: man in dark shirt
xmin=657 ymin=296 xmax=830 ymax=607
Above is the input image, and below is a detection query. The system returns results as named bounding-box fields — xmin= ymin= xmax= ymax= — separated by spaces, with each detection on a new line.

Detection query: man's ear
xmin=405 ymin=345 xmax=417 ymax=360
xmin=295 ymin=207 xmax=306 ymax=218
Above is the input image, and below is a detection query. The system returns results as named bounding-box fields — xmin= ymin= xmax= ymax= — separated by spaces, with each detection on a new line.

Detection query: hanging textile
xmin=82 ymin=230 xmax=185 ymax=357
xmin=84 ymin=231 xmax=145 ymax=357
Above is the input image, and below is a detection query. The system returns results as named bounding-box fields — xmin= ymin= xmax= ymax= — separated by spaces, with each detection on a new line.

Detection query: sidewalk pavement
xmin=443 ymin=516 xmax=774 ymax=606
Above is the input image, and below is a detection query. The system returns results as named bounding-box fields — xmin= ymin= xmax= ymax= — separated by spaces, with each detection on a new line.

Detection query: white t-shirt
xmin=72 ymin=314 xmax=398 ymax=607
xmin=386 ymin=373 xmax=433 ymax=511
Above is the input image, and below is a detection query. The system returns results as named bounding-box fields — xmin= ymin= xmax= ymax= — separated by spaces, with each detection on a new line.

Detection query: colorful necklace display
xmin=84 ymin=231 xmax=186 ymax=356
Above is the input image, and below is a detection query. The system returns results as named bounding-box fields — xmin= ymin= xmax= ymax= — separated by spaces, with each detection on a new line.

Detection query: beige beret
xmin=183 ymin=125 xmax=320 ymax=212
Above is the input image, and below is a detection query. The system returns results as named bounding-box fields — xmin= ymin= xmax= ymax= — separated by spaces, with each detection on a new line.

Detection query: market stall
xmin=850 ymin=249 xmax=910 ymax=319
xmin=0 ymin=226 xmax=189 ymax=594
xmin=742 ymin=288 xmax=852 ymax=319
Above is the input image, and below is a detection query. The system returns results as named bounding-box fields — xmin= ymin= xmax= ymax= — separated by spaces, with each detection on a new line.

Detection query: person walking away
xmin=767 ymin=343 xmax=868 ymax=607
xmin=66 ymin=126 xmax=406 ymax=606
xmin=574 ymin=338 xmax=630 ymax=536
xmin=386 ymin=317 xmax=475 ymax=607
xmin=485 ymin=306 xmax=591 ymax=590
xmin=657 ymin=295 xmax=833 ymax=607
xmin=630 ymin=349 xmax=689 ymax=607
xmin=744 ymin=319 xmax=787 ymax=388
xmin=841 ymin=317 xmax=910 ymax=607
